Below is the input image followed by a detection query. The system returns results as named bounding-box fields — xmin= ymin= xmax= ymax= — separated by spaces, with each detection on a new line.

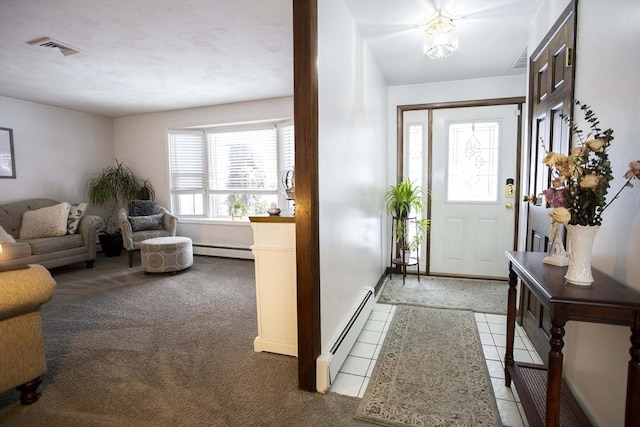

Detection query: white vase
xmin=565 ymin=224 xmax=600 ymax=286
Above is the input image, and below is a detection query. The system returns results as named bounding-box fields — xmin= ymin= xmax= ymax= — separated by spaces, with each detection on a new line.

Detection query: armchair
xmin=118 ymin=201 xmax=178 ymax=268
xmin=0 ymin=264 xmax=56 ymax=404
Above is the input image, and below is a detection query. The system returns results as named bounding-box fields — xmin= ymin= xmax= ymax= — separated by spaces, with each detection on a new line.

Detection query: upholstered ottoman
xmin=140 ymin=236 xmax=193 ymax=274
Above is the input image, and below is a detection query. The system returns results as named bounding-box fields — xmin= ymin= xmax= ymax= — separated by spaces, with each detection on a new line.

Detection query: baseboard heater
xmin=192 ymin=243 xmax=253 ymax=260
xmin=192 ymin=243 xmax=251 ymax=251
xmin=316 ymin=287 xmax=375 ymax=393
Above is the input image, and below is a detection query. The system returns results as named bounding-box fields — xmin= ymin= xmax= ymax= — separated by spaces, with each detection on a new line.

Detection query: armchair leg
xmin=17 ymin=376 xmax=43 ymax=405
xmin=86 ymin=260 xmax=94 ymax=269
xmin=128 ymin=251 xmax=133 ymax=268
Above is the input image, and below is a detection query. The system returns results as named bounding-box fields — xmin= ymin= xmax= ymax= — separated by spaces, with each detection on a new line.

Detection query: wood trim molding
xmin=397 ymin=97 xmax=526 ymax=274
xmin=293 ymin=0 xmax=320 ymax=392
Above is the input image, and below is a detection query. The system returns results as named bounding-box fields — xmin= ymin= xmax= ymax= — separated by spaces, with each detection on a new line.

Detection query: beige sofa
xmin=0 ymin=264 xmax=56 ymax=404
xmin=0 ymin=198 xmax=101 ymax=270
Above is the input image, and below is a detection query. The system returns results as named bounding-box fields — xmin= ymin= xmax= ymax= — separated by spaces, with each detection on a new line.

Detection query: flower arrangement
xmin=542 ymin=100 xmax=639 ymax=234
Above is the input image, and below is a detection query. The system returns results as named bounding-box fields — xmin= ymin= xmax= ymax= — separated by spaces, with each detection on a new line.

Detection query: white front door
xmin=430 ymin=105 xmax=518 ymax=278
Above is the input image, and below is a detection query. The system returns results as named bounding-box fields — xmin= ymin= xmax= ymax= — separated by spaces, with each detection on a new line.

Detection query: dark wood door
xmin=521 ymin=1 xmax=577 ymax=365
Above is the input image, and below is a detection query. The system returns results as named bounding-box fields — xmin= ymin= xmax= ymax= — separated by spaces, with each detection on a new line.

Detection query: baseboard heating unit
xmin=316 ymin=287 xmax=375 ymax=393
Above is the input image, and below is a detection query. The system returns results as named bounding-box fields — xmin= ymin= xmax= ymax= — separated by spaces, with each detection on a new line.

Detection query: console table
xmin=504 ymin=251 xmax=640 ymax=427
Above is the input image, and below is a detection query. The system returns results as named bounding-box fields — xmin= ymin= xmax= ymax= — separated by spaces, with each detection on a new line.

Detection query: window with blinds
xmin=168 ymin=122 xmax=293 ymax=218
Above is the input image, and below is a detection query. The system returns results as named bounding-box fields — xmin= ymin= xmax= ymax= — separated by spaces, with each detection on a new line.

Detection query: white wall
xmin=528 ymin=1 xmax=639 ymax=425
xmin=112 ymin=97 xmax=293 ymax=257
xmin=0 ymin=96 xmax=113 ymax=207
xmin=563 ymin=1 xmax=638 ymax=425
xmin=317 ymin=0 xmax=388 ymax=348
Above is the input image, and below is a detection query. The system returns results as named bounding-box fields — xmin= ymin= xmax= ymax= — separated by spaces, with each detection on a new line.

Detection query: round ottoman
xmin=140 ymin=236 xmax=193 ymax=274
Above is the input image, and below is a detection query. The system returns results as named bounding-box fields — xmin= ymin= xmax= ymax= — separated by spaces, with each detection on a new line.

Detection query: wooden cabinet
xmin=504 ymin=251 xmax=640 ymax=427
xmin=249 ymin=216 xmax=297 ymax=357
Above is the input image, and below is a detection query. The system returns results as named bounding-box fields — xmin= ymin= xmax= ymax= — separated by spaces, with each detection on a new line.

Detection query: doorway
xmin=397 ymin=98 xmax=524 ymax=279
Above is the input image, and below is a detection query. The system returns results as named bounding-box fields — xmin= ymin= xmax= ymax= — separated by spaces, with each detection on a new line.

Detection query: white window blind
xmin=168 ymin=122 xmax=294 ymax=219
xmin=169 ymin=130 xmax=206 ymax=191
xmin=168 ymin=130 xmax=206 ymax=216
xmin=278 ymin=124 xmax=295 ymax=178
xmin=207 ymin=128 xmax=277 ymax=192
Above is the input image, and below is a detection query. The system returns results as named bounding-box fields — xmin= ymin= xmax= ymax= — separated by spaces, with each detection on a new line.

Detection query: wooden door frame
xmin=397 ymin=97 xmax=525 ymax=276
xmin=293 ymin=0 xmax=320 ymax=392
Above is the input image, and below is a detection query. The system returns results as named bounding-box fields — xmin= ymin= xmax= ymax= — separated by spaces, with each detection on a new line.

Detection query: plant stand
xmin=389 ymin=216 xmax=420 ymax=286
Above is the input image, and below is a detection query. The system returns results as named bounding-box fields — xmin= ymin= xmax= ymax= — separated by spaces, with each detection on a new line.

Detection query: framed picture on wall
xmin=0 ymin=127 xmax=16 ymax=179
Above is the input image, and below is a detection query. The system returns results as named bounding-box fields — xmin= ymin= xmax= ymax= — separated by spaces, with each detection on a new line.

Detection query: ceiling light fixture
xmin=423 ymin=14 xmax=458 ymax=59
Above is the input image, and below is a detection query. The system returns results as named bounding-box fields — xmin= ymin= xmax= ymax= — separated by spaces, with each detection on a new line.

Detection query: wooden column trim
xmin=293 ymin=0 xmax=320 ymax=392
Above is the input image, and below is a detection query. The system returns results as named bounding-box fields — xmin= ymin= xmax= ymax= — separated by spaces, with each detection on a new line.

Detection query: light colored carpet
xmin=355 ymin=305 xmax=502 ymax=426
xmin=0 ymin=254 xmax=367 ymax=427
xmin=378 ymin=275 xmax=508 ymax=315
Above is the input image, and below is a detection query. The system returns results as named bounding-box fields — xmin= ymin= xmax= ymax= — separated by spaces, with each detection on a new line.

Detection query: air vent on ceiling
xmin=511 ymin=46 xmax=528 ymax=69
xmin=27 ymin=37 xmax=82 ymax=56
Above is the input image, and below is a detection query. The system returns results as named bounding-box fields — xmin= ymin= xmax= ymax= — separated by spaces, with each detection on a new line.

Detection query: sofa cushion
xmin=67 ymin=202 xmax=88 ymax=234
xmin=0 ymin=226 xmax=16 ymax=244
xmin=19 ymin=202 xmax=71 ymax=240
xmin=0 ymin=198 xmax=59 ymax=238
xmin=0 ymin=242 xmax=32 ymax=260
xmin=129 ymin=214 xmax=165 ymax=232
xmin=26 ymin=234 xmax=84 ymax=255
xmin=128 ymin=200 xmax=157 ymax=217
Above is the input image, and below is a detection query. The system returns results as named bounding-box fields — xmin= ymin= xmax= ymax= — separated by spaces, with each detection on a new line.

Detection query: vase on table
xmin=565 ymin=224 xmax=600 ymax=286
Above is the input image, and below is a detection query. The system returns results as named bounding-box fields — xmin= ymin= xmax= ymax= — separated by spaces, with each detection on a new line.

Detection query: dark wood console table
xmin=504 ymin=251 xmax=640 ymax=427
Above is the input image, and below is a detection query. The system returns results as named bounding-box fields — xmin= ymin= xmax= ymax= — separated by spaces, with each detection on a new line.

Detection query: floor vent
xmin=27 ymin=37 xmax=82 ymax=56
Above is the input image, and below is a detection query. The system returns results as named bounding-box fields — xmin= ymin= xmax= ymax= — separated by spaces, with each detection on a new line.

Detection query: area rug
xmin=355 ymin=305 xmax=502 ymax=427
xmin=379 ymin=275 xmax=507 ymax=314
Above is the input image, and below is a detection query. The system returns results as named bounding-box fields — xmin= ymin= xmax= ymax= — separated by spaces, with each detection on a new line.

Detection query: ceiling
xmin=0 ymin=0 xmax=543 ymax=118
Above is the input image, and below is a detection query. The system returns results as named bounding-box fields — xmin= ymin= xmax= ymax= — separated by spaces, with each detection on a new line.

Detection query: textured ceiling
xmin=0 ymin=0 xmax=543 ymax=118
xmin=0 ymin=0 xmax=293 ymax=117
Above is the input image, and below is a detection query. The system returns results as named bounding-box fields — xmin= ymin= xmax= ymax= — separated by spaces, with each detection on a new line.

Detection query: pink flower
xmin=542 ymin=187 xmax=565 ymax=208
xmin=624 ymin=160 xmax=640 ymax=180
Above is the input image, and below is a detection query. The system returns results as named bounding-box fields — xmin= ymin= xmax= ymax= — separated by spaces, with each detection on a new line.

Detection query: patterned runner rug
xmin=379 ymin=275 xmax=507 ymax=314
xmin=355 ymin=305 xmax=502 ymax=426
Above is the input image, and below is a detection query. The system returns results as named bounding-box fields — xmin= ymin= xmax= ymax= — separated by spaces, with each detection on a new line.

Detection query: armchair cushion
xmin=119 ymin=204 xmax=177 ymax=253
xmin=129 ymin=214 xmax=165 ymax=232
xmin=128 ymin=200 xmax=157 ymax=217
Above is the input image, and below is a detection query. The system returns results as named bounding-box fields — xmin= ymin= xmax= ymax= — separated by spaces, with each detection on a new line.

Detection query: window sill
xmin=179 ymin=217 xmax=251 ymax=227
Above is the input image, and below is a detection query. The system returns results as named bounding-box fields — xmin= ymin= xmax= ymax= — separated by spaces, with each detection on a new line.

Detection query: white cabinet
xmin=249 ymin=216 xmax=297 ymax=357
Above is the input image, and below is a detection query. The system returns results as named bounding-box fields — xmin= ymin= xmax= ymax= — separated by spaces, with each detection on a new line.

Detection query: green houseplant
xmin=384 ymin=179 xmax=429 ymax=257
xmin=229 ymin=194 xmax=249 ymax=219
xmin=86 ymin=159 xmax=155 ymax=256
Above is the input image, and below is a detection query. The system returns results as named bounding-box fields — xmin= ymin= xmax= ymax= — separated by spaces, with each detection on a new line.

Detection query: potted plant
xmin=384 ymin=179 xmax=428 ymax=260
xmin=86 ymin=159 xmax=154 ymax=256
xmin=229 ymin=194 xmax=248 ymax=219
xmin=404 ymin=217 xmax=430 ymax=257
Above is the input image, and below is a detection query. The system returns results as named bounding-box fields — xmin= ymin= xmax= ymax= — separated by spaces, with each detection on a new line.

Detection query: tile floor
xmin=330 ymin=303 xmax=543 ymax=427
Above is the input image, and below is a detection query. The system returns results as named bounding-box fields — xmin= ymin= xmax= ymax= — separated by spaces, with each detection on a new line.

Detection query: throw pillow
xmin=0 ymin=225 xmax=16 ymax=244
xmin=67 ymin=202 xmax=88 ymax=234
xmin=128 ymin=200 xmax=157 ymax=217
xmin=19 ymin=202 xmax=71 ymax=239
xmin=129 ymin=214 xmax=165 ymax=232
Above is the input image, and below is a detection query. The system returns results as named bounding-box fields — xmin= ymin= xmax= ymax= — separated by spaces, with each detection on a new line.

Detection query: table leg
xmin=505 ymin=264 xmax=517 ymax=387
xmin=626 ymin=324 xmax=640 ymax=426
xmin=546 ymin=318 xmax=566 ymax=427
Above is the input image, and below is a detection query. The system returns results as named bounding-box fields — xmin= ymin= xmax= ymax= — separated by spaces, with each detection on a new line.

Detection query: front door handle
xmin=523 ymin=194 xmax=538 ymax=204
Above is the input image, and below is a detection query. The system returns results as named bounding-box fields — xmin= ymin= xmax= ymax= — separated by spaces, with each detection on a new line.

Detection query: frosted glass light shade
xmin=423 ymin=16 xmax=459 ymax=59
